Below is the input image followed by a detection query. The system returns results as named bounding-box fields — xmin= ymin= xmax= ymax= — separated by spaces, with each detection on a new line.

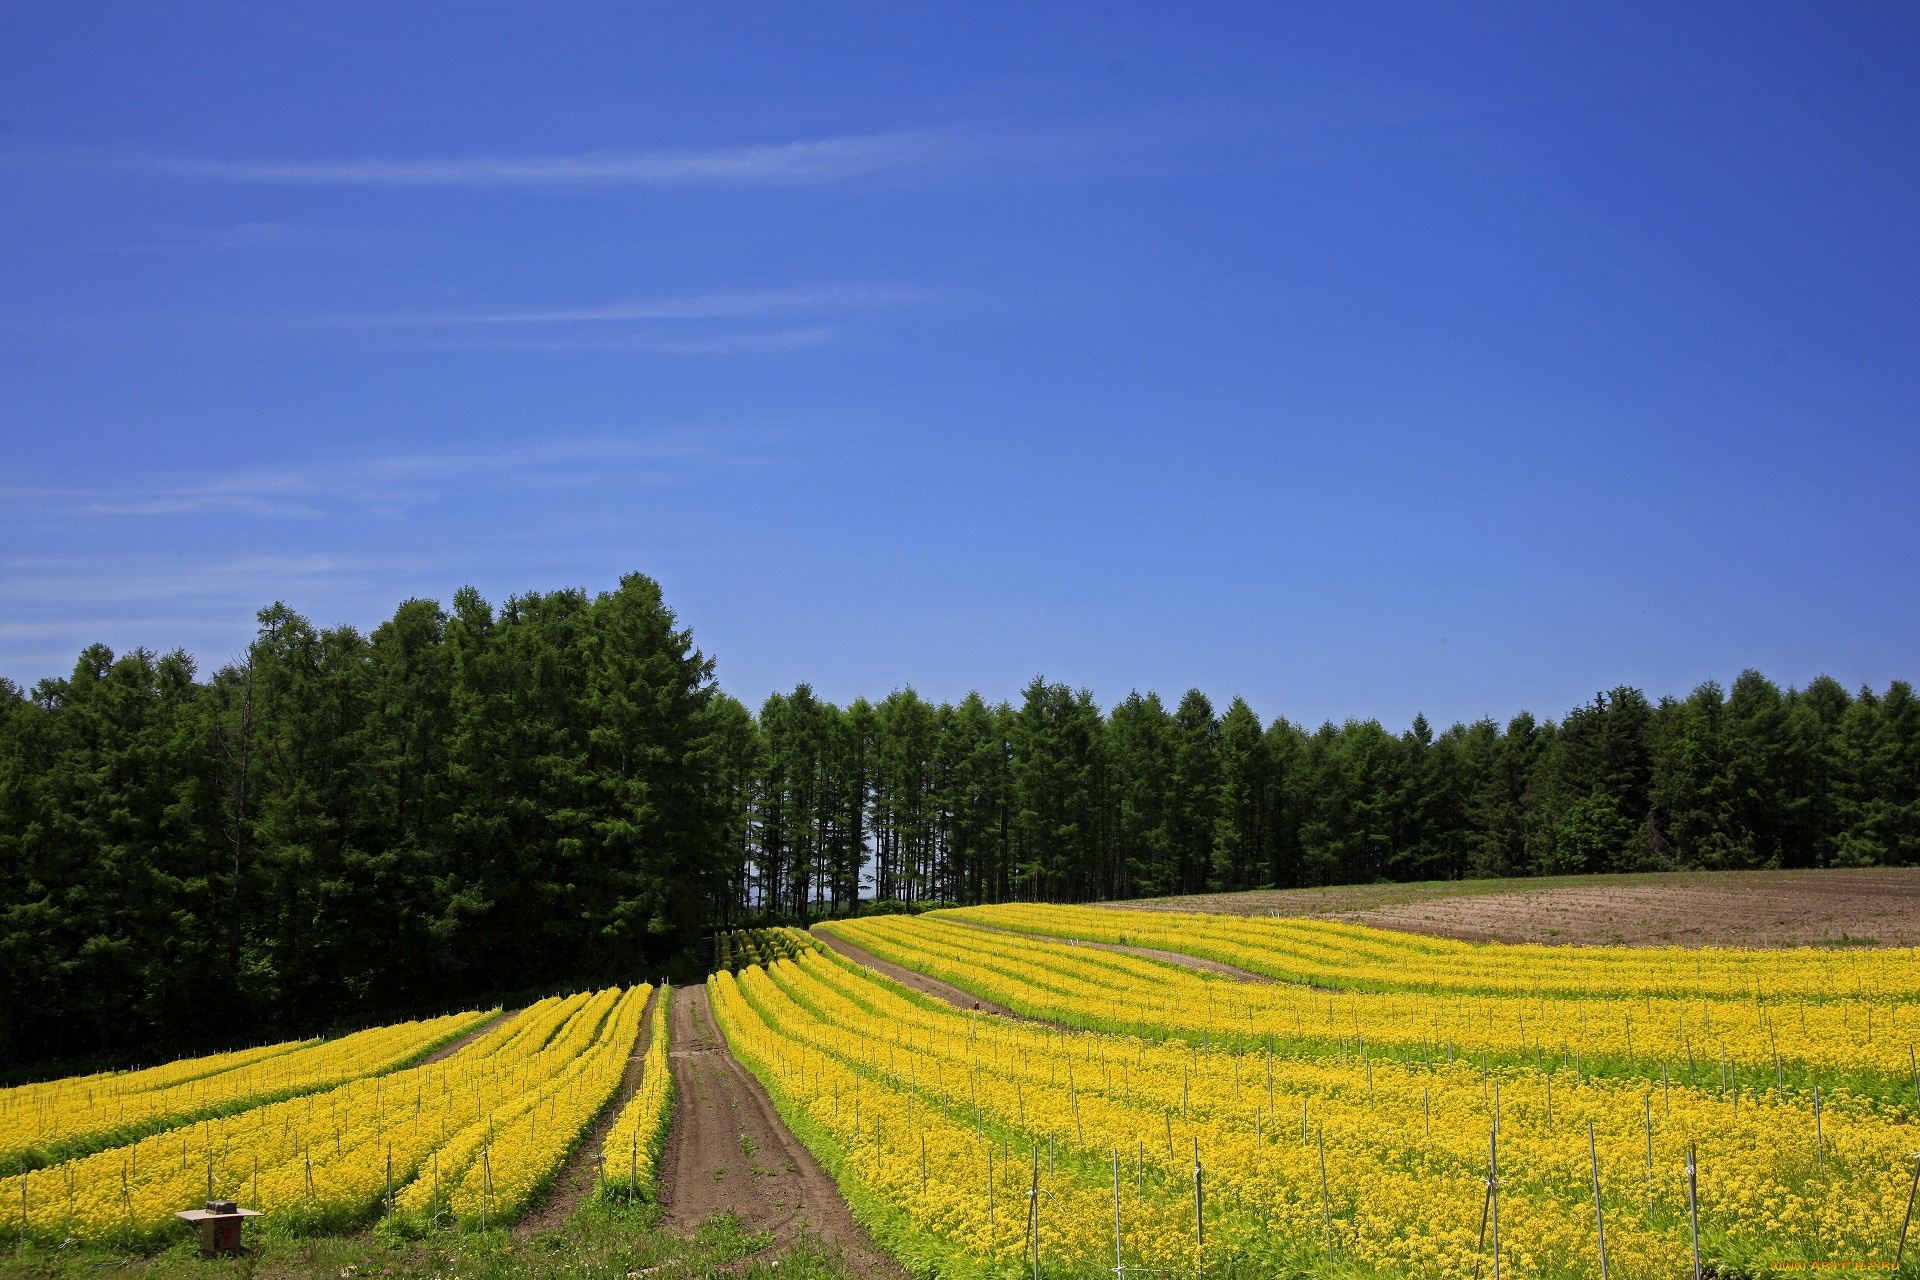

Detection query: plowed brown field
xmin=1102 ymin=866 xmax=1920 ymax=948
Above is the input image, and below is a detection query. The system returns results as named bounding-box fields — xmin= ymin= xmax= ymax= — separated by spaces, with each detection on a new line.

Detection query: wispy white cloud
xmin=415 ymin=326 xmax=839 ymax=355
xmin=135 ymin=132 xmax=971 ymax=189
xmin=0 ymin=554 xmax=374 ymax=606
xmin=363 ymin=284 xmax=931 ymax=328
xmin=1 ymin=433 xmax=745 ymax=520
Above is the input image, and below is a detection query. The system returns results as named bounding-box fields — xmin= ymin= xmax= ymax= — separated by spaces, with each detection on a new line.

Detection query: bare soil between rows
xmin=655 ymin=984 xmax=902 ymax=1279
xmin=811 ymin=930 xmax=1025 ymax=1016
xmin=941 ymin=919 xmax=1273 ymax=983
xmin=1101 ymin=867 xmax=1920 ymax=949
xmin=515 ymin=989 xmax=659 ymax=1235
xmin=418 ymin=1010 xmax=510 ymax=1067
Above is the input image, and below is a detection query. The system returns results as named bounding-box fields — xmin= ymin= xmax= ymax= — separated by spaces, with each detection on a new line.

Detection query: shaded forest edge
xmin=2 ymin=571 xmax=1915 ymax=1069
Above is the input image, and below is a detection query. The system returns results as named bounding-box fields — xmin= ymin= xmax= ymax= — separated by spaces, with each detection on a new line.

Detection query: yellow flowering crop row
xmin=440 ymin=984 xmax=650 ymax=1226
xmin=597 ymin=984 xmax=673 ymax=1205
xmin=0 ymin=986 xmax=649 ymax=1245
xmin=826 ymin=915 xmax=1920 ymax=1095
xmin=723 ymin=943 xmax=1920 ymax=1278
xmin=712 ymin=965 xmax=1202 ymax=1279
xmin=947 ymin=902 xmax=1920 ymax=1004
xmin=0 ymin=1012 xmax=490 ymax=1171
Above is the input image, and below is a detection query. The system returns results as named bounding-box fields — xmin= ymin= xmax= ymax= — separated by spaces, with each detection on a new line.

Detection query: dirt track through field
xmin=516 ymin=989 xmax=658 ymax=1235
xmin=419 ymin=1010 xmax=510 ymax=1067
xmin=656 ymin=984 xmax=902 ymax=1279
xmin=812 ymin=931 xmax=1024 ymax=1016
xmin=943 ymin=920 xmax=1273 ymax=984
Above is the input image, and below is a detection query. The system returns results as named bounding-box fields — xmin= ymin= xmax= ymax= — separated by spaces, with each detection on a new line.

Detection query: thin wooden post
xmin=1489 ymin=1123 xmax=1501 ymax=1280
xmin=1192 ymin=1138 xmax=1204 ymax=1280
xmin=1111 ymin=1148 xmax=1123 ymax=1277
xmin=1895 ymin=1152 xmax=1920 ymax=1272
xmin=1588 ymin=1121 xmax=1608 ymax=1280
xmin=1317 ymin=1127 xmax=1332 ymax=1264
xmin=1815 ymin=1086 xmax=1825 ymax=1170
xmin=1686 ymin=1143 xmax=1701 ymax=1280
xmin=1644 ymin=1096 xmax=1655 ymax=1215
xmin=1030 ymin=1147 xmax=1042 ymax=1280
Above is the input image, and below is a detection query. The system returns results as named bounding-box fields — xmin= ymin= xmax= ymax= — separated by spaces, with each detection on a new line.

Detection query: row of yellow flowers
xmin=0 ymin=986 xmax=649 ymax=1244
xmin=826 ymin=914 xmax=1920 ymax=1093
xmin=596 ymin=984 xmax=674 ymax=1204
xmin=727 ymin=938 xmax=1919 ymax=1277
xmin=0 ymin=1012 xmax=490 ymax=1172
xmin=947 ymin=902 xmax=1920 ymax=1004
xmin=439 ymin=984 xmax=650 ymax=1226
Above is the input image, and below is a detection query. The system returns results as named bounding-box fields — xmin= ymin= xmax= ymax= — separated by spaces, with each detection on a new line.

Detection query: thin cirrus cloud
xmin=133 ymin=131 xmax=987 ymax=189
xmin=348 ymin=284 xmax=934 ymax=354
xmin=2 ymin=434 xmax=741 ymax=519
xmin=358 ymin=284 xmax=936 ymax=327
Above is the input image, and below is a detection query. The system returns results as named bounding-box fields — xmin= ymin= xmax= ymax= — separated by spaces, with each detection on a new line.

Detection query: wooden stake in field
xmin=1644 ymin=1096 xmax=1655 ymax=1215
xmin=1686 ymin=1143 xmax=1702 ymax=1280
xmin=1191 ymin=1138 xmax=1205 ymax=1280
xmin=1588 ymin=1121 xmax=1609 ymax=1280
xmin=1317 ymin=1127 xmax=1333 ymax=1264
xmin=987 ymin=1148 xmax=995 ymax=1225
xmin=1815 ymin=1086 xmax=1826 ymax=1171
xmin=1894 ymin=1152 xmax=1919 ymax=1272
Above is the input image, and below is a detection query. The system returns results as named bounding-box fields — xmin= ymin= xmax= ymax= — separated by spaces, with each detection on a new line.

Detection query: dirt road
xmin=657 ymin=984 xmax=901 ymax=1279
xmin=811 ymin=930 xmax=1024 ymax=1016
xmin=941 ymin=920 xmax=1272 ymax=983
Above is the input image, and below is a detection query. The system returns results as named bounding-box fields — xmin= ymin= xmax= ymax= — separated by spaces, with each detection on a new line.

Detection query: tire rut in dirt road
xmin=658 ymin=984 xmax=902 ymax=1279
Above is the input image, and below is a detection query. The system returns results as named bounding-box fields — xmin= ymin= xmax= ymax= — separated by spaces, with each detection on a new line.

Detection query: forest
xmin=2 ymin=572 xmax=1916 ymax=1068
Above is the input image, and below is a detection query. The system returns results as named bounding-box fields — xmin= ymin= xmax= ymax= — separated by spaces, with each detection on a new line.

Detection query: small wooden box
xmin=174 ymin=1200 xmax=262 ymax=1254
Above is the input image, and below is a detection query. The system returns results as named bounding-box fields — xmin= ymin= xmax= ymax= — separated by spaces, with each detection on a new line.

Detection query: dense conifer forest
xmin=2 ymin=572 xmax=1915 ymax=1067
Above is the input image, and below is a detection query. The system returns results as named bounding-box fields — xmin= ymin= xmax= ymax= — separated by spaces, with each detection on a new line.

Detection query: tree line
xmin=2 ymin=572 xmax=1915 ymax=1067
xmin=731 ymin=670 xmax=1919 ymax=919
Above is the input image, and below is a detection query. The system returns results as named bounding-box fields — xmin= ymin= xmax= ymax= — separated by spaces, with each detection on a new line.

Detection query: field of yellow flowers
xmin=826 ymin=912 xmax=1920 ymax=1103
xmin=597 ymin=985 xmax=674 ymax=1206
xmin=716 ymin=917 xmax=1920 ymax=1280
xmin=0 ymin=1013 xmax=489 ymax=1173
xmin=0 ymin=984 xmax=670 ymax=1246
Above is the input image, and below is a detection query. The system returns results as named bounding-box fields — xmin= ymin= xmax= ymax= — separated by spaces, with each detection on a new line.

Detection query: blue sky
xmin=2 ymin=3 xmax=1915 ymax=729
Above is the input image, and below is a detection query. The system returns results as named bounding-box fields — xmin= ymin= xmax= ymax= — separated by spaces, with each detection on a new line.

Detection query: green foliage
xmin=0 ymin=1205 xmax=853 ymax=1280
xmin=6 ymin=566 xmax=1918 ymax=1076
xmin=0 ymin=574 xmax=727 ymax=1068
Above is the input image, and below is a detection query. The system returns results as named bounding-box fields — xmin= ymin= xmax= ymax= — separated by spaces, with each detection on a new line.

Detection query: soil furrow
xmin=418 ymin=1010 xmax=512 ymax=1067
xmin=657 ymin=984 xmax=902 ymax=1279
xmin=810 ymin=931 xmax=1024 ymax=1016
xmin=942 ymin=919 xmax=1274 ymax=983
xmin=515 ymin=988 xmax=659 ymax=1235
